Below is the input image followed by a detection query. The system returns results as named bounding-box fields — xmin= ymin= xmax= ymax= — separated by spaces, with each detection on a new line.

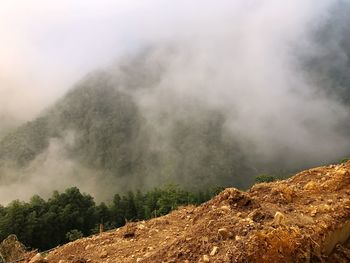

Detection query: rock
xmin=85 ymin=244 xmax=93 ymax=250
xmin=274 ymin=211 xmax=285 ymax=225
xmin=327 ymin=199 xmax=333 ymax=204
xmin=201 ymin=236 xmax=209 ymax=243
xmin=210 ymin=246 xmax=219 ymax=256
xmin=29 ymin=253 xmax=47 ymax=263
xmin=218 ymin=228 xmax=229 ymax=239
xmin=137 ymin=224 xmax=146 ymax=230
xmin=0 ymin=234 xmax=26 ymax=263
xmin=249 ymin=209 xmax=269 ymax=222
xmin=220 ymin=205 xmax=231 ymax=212
xmin=310 ymin=209 xmax=317 ymax=217
xmin=207 ymin=220 xmax=214 ymax=227
xmin=304 ymin=182 xmax=317 ymax=190
xmin=203 ymin=255 xmax=210 ymax=262
xmin=338 ymin=169 xmax=349 ymax=176
xmin=99 ymin=250 xmax=108 ymax=258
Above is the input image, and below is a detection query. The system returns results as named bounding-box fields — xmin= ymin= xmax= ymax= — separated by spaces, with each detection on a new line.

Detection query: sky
xmin=0 ymin=0 xmax=184 ymax=125
xmin=0 ymin=0 xmax=335 ymax=124
xmin=0 ymin=1 xmax=135 ymax=122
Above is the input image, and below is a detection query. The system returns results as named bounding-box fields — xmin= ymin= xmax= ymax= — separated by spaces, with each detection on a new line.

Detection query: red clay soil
xmin=39 ymin=161 xmax=350 ymax=263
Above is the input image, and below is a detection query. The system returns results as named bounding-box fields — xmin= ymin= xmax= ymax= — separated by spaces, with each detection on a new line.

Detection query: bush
xmin=65 ymin=230 xmax=83 ymax=242
xmin=340 ymin=158 xmax=350 ymax=164
xmin=255 ymin=174 xmax=277 ymax=183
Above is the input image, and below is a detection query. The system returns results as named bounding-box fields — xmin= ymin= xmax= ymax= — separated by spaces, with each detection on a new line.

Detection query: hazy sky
xmin=0 ymin=1 xmax=125 ymax=119
xmin=0 ymin=0 xmax=178 ymax=122
xmin=0 ymin=0 xmax=335 ymax=124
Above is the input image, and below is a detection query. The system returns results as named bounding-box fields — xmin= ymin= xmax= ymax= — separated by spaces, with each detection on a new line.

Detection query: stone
xmin=310 ymin=209 xmax=317 ymax=217
xmin=0 ymin=235 xmax=26 ymax=263
xmin=235 ymin=235 xmax=242 ymax=241
xmin=85 ymin=244 xmax=93 ymax=250
xmin=218 ymin=228 xmax=229 ymax=239
xmin=304 ymin=182 xmax=317 ymax=190
xmin=220 ymin=205 xmax=231 ymax=212
xmin=137 ymin=224 xmax=146 ymax=230
xmin=207 ymin=220 xmax=214 ymax=227
xmin=203 ymin=255 xmax=210 ymax=262
xmin=28 ymin=253 xmax=46 ymax=263
xmin=201 ymin=236 xmax=209 ymax=243
xmin=99 ymin=250 xmax=108 ymax=258
xmin=210 ymin=246 xmax=219 ymax=256
xmin=274 ymin=212 xmax=285 ymax=225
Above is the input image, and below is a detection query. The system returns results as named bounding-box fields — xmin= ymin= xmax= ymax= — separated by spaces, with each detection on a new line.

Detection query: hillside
xmin=18 ymin=161 xmax=347 ymax=263
xmin=0 ymin=63 xmax=255 ymax=194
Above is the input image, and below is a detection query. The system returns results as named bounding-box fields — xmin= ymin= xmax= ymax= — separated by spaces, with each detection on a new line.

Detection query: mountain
xmin=0 ymin=66 xmax=254 ymax=192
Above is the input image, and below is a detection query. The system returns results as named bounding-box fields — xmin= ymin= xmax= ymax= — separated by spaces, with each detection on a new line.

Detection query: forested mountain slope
xmin=0 ymin=66 xmax=253 ymax=191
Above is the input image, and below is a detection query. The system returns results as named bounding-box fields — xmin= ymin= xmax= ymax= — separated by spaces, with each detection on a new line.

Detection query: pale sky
xmin=0 ymin=0 xmax=190 ymax=121
xmin=0 ymin=0 xmax=339 ymax=124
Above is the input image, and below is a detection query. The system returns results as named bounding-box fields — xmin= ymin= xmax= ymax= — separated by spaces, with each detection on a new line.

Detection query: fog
xmin=1 ymin=0 xmax=350 ymax=203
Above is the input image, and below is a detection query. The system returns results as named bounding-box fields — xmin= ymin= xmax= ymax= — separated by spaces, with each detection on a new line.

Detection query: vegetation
xmin=340 ymin=158 xmax=350 ymax=164
xmin=0 ymin=185 xmax=222 ymax=251
xmin=66 ymin=230 xmax=83 ymax=242
xmin=255 ymin=174 xmax=278 ymax=183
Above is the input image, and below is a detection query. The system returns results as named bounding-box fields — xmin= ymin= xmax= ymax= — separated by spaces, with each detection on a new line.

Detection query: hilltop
xmin=19 ymin=161 xmax=348 ymax=263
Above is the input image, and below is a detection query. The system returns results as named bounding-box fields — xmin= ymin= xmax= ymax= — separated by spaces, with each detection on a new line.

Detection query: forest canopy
xmin=0 ymin=185 xmax=222 ymax=251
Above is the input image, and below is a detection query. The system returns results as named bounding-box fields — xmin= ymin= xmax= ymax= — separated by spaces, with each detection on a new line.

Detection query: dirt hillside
xmin=35 ymin=161 xmax=350 ymax=262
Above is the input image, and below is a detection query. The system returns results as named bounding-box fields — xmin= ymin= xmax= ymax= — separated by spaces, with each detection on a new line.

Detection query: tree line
xmin=0 ymin=185 xmax=222 ymax=251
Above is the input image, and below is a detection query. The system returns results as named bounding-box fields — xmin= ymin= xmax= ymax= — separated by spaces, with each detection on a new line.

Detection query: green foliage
xmin=65 ymin=229 xmax=83 ymax=242
xmin=340 ymin=158 xmax=350 ymax=164
xmin=255 ymin=174 xmax=278 ymax=183
xmin=0 ymin=185 xmax=220 ymax=251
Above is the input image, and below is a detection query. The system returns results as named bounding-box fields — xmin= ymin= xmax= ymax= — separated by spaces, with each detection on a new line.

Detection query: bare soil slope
xmin=43 ymin=161 xmax=350 ymax=263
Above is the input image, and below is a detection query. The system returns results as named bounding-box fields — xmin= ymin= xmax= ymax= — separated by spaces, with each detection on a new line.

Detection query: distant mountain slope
xmin=0 ymin=66 xmax=254 ymax=191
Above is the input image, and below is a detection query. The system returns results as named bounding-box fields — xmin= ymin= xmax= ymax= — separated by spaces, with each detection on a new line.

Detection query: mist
xmin=1 ymin=0 xmax=350 ymax=203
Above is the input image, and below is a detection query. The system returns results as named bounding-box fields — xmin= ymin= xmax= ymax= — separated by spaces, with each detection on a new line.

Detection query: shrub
xmin=255 ymin=174 xmax=277 ymax=183
xmin=65 ymin=230 xmax=83 ymax=242
xmin=340 ymin=158 xmax=350 ymax=164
